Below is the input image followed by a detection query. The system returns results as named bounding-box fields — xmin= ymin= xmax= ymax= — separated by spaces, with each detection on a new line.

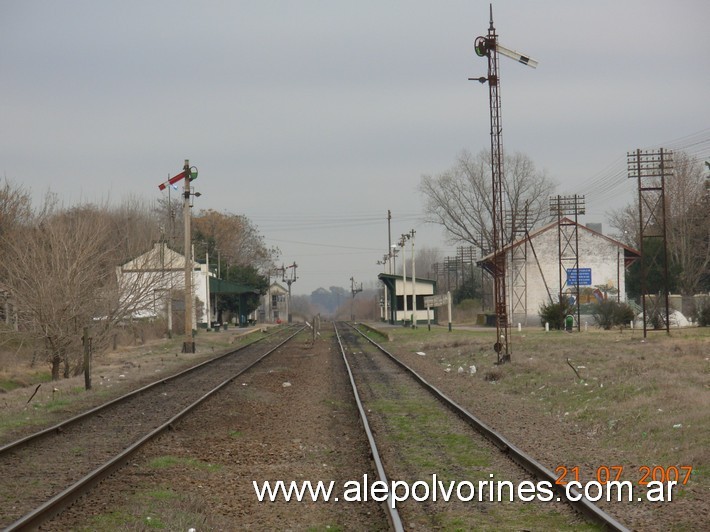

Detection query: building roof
xmin=377 ymin=273 xmax=436 ymax=285
xmin=477 ymin=217 xmax=641 ymax=273
xmin=209 ymin=277 xmax=260 ymax=295
xmin=119 ymin=242 xmax=186 ymax=272
xmin=268 ymin=282 xmax=288 ymax=294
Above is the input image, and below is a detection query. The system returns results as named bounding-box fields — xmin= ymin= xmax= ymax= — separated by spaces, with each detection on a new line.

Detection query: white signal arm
xmin=495 ymin=42 xmax=538 ymax=68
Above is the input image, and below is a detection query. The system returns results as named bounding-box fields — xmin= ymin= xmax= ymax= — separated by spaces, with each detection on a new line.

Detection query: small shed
xmin=378 ymin=273 xmax=437 ymax=325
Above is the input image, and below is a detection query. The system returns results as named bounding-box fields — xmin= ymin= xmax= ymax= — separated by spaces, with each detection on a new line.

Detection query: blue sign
xmin=567 ymin=268 xmax=592 ymax=286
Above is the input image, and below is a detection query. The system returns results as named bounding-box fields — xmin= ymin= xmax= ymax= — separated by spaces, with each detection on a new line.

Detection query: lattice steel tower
xmin=550 ymin=194 xmax=585 ymax=331
xmin=627 ymin=148 xmax=673 ymax=336
xmin=507 ymin=202 xmax=532 ymax=325
xmin=473 ymin=5 xmax=537 ymax=363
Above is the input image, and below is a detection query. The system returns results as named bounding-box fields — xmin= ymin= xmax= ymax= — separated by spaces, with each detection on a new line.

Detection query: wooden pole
xmin=83 ymin=327 xmax=92 ymax=390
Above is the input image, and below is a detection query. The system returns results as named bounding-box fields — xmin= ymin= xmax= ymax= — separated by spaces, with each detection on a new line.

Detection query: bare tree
xmin=414 ymin=246 xmax=443 ymax=280
xmin=0 ymin=179 xmax=32 ymax=241
xmin=607 ymin=201 xmax=638 ymax=247
xmin=0 ymin=179 xmax=33 ymax=333
xmin=1 ymin=199 xmax=167 ymax=379
xmin=420 ymin=150 xmax=556 ymax=251
xmin=666 ymin=152 xmax=709 ymax=295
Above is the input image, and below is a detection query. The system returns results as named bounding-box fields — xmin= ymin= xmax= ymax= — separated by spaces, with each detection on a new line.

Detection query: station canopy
xmin=209 ymin=277 xmax=260 ymax=295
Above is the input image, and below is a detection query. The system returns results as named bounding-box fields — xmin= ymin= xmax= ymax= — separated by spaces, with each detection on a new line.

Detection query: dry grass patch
xmin=381 ymin=323 xmax=708 ymax=496
xmin=0 ymin=328 xmax=265 ymax=442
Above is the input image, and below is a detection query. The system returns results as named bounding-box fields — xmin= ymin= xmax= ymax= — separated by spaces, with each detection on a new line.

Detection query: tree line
xmin=0 ymin=181 xmax=277 ymax=380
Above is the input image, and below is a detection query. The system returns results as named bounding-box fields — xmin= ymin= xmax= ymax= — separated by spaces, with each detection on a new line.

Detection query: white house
xmin=117 ymin=242 xmax=213 ymax=329
xmin=478 ymin=219 xmax=641 ymax=324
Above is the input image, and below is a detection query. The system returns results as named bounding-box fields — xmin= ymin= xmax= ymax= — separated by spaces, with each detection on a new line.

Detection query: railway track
xmin=334 ymin=321 xmax=630 ymax=531
xmin=3 ymin=321 xmax=635 ymax=530
xmin=0 ymin=325 xmax=304 ymax=531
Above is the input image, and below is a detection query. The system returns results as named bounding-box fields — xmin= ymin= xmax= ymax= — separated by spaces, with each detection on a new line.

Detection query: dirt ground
xmin=0 ymin=328 xmax=260 ymax=444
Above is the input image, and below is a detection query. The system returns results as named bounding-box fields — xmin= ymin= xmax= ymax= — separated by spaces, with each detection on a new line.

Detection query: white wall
xmin=508 ymin=226 xmax=628 ymax=323
xmin=393 ymin=277 xmax=435 ymax=323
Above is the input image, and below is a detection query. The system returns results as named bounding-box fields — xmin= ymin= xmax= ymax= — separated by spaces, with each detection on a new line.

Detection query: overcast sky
xmin=2 ymin=0 xmax=709 ymax=295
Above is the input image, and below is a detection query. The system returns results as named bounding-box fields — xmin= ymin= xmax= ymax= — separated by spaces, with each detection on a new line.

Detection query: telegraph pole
xmin=400 ymin=233 xmax=411 ymax=325
xmin=387 ymin=210 xmax=392 ymax=271
xmin=628 ymin=148 xmax=672 ymax=336
xmin=550 ymin=194 xmax=585 ymax=332
xmin=182 ymin=159 xmax=195 ymax=353
xmin=410 ymin=229 xmax=417 ymax=328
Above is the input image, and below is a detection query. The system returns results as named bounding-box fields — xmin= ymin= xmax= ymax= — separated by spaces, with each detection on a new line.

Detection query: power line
xmin=576 ymin=128 xmax=710 ymax=207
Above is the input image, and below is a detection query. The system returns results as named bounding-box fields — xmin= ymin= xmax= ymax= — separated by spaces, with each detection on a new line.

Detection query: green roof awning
xmin=209 ymin=277 xmax=260 ymax=295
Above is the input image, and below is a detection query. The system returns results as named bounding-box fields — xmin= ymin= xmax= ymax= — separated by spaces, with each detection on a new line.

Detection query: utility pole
xmin=550 ymin=194 xmax=585 ymax=332
xmin=508 ymin=201 xmax=530 ymax=325
xmin=399 ymin=233 xmax=411 ymax=326
xmin=377 ymin=254 xmax=390 ymax=322
xmin=628 ymin=148 xmax=672 ymax=336
xmin=387 ymin=210 xmax=392 ymax=271
xmin=410 ymin=229 xmax=417 ymax=328
xmin=164 ymin=181 xmax=174 ymax=339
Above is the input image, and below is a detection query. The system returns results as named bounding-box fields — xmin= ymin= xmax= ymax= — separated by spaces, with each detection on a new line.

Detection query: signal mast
xmin=281 ymin=262 xmax=297 ymax=323
xmin=471 ymin=5 xmax=537 ymax=364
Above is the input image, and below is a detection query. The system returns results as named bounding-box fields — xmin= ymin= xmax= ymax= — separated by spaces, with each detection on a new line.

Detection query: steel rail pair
xmin=336 ymin=322 xmax=629 ymax=532
xmin=3 ymin=325 xmax=304 ymax=531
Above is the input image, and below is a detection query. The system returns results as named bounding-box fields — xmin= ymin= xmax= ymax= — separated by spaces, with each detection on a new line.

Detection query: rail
xmin=344 ymin=322 xmax=629 ymax=532
xmin=3 ymin=325 xmax=305 ymax=531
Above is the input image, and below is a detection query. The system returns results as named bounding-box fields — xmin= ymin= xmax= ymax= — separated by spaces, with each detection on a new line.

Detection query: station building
xmin=478 ymin=219 xmax=641 ymax=325
xmin=117 ymin=242 xmax=259 ymax=329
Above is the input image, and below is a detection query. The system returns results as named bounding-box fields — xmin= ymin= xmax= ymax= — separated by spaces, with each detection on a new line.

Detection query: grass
xmin=0 ymin=327 xmax=264 ymax=441
xmin=385 ymin=324 xmax=709 ymax=501
xmin=0 ymin=370 xmax=52 ymax=393
xmin=69 ymin=450 xmax=230 ymax=530
xmin=370 ymin=391 xmax=491 ymax=476
xmin=76 ymin=487 xmax=210 ymax=531
xmin=369 ymin=382 xmax=586 ymax=529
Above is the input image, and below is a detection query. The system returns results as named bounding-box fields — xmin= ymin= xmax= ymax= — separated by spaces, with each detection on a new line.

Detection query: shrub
xmin=615 ymin=301 xmax=636 ymax=326
xmin=538 ymin=296 xmax=574 ymax=330
xmin=698 ymin=304 xmax=710 ymax=327
xmin=592 ymin=299 xmax=635 ymax=329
